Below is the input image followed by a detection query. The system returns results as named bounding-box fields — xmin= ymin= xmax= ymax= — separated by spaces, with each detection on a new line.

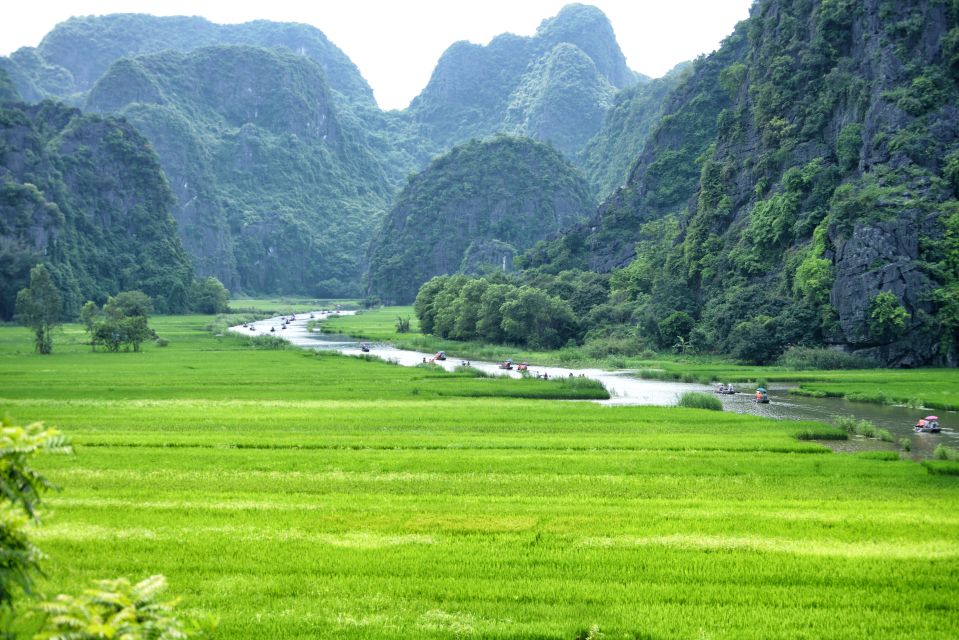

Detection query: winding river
xmin=230 ymin=311 xmax=957 ymax=458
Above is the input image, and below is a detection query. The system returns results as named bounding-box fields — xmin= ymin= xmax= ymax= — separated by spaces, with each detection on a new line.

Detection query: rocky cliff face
xmin=408 ymin=4 xmax=642 ymax=160
xmin=366 ymin=136 xmax=595 ymax=304
xmin=529 ymin=0 xmax=959 ymax=365
xmin=85 ymin=45 xmax=390 ymax=296
xmin=0 ymin=101 xmax=193 ymax=318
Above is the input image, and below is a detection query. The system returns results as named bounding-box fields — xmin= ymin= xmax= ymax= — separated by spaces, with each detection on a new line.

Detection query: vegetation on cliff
xmin=367 ymin=136 xmax=594 ymax=304
xmin=86 ymin=45 xmax=391 ymax=297
xmin=519 ymin=0 xmax=959 ymax=366
xmin=0 ymin=100 xmax=194 ymax=319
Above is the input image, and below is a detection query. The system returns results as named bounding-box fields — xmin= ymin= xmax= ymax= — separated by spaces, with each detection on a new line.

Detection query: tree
xmin=15 ymin=264 xmax=62 ymax=355
xmin=79 ymin=301 xmax=100 ymax=351
xmin=500 ymin=287 xmax=578 ymax=349
xmin=413 ymin=276 xmax=451 ymax=335
xmin=658 ymin=311 xmax=695 ymax=349
xmin=0 ymin=419 xmax=71 ymax=610
xmin=93 ymin=292 xmax=157 ymax=352
xmin=868 ymin=291 xmax=910 ymax=343
xmin=190 ymin=277 xmax=230 ymax=314
xmin=104 ymin=290 xmax=153 ymax=320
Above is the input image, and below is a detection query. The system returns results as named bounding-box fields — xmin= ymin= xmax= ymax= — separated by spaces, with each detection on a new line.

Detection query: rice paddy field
xmin=3 ymin=315 xmax=959 ymax=639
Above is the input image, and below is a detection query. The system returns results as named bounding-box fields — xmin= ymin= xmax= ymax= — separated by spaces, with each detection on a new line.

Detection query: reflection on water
xmin=230 ymin=312 xmax=956 ymax=458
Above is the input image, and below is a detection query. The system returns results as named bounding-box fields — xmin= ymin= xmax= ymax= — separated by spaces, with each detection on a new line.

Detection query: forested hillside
xmin=523 ymin=0 xmax=959 ymax=366
xmin=582 ymin=62 xmax=690 ymax=199
xmin=0 ymin=96 xmax=193 ymax=319
xmin=367 ymin=136 xmax=594 ymax=304
xmin=86 ymin=45 xmax=391 ymax=296
xmin=408 ymin=4 xmax=644 ymax=160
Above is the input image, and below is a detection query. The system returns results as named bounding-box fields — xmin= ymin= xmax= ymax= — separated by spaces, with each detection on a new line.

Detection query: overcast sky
xmin=2 ymin=1 xmax=755 ymax=110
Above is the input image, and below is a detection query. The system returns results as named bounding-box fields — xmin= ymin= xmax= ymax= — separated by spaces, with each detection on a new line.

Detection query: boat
xmin=754 ymin=387 xmax=769 ymax=404
xmin=434 ymin=351 xmax=447 ymax=361
xmin=914 ymin=416 xmax=941 ymax=433
xmin=516 ymin=363 xmax=529 ymax=372
xmin=499 ymin=359 xmax=514 ymax=370
xmin=715 ymin=383 xmax=736 ymax=395
xmin=360 ymin=342 xmax=371 ymax=353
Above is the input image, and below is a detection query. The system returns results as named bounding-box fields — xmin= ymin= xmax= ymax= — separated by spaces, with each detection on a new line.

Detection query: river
xmin=230 ymin=311 xmax=957 ymax=458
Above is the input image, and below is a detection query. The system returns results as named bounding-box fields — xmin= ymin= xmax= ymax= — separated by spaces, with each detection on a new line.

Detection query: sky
xmin=1 ymin=1 xmax=755 ymax=110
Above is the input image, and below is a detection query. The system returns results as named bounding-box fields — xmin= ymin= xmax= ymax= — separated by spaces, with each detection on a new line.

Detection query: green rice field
xmin=3 ymin=316 xmax=959 ymax=638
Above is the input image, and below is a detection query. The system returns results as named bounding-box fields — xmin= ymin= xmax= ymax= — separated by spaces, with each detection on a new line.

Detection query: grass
xmin=323 ymin=308 xmax=959 ymax=410
xmin=676 ymin=391 xmax=723 ymax=411
xmin=2 ymin=315 xmax=959 ymax=639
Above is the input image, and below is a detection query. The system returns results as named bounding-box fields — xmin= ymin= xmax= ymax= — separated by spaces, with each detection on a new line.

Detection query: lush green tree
xmin=79 ymin=301 xmax=100 ymax=350
xmin=14 ymin=264 xmax=62 ymax=355
xmin=190 ymin=277 xmax=230 ymax=314
xmin=0 ymin=419 xmax=71 ymax=610
xmin=868 ymin=292 xmax=910 ymax=342
xmin=413 ymin=276 xmax=451 ymax=335
xmin=93 ymin=292 xmax=157 ymax=352
xmin=658 ymin=311 xmax=695 ymax=349
xmin=500 ymin=287 xmax=578 ymax=349
xmin=104 ymin=290 xmax=153 ymax=320
xmin=476 ymin=283 xmax=514 ymax=343
xmin=728 ymin=315 xmax=780 ymax=365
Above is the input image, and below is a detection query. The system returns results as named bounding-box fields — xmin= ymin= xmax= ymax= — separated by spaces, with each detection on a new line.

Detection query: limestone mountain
xmin=525 ymin=0 xmax=959 ymax=366
xmin=0 ymin=14 xmax=374 ymax=108
xmin=581 ymin=61 xmax=691 ymax=199
xmin=367 ymin=136 xmax=594 ymax=304
xmin=0 ymin=100 xmax=193 ymax=319
xmin=86 ymin=45 xmax=391 ymax=296
xmin=408 ymin=4 xmax=643 ymax=160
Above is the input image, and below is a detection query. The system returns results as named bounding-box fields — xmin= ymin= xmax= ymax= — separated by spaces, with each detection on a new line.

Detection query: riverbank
xmin=321 ymin=307 xmax=959 ymax=412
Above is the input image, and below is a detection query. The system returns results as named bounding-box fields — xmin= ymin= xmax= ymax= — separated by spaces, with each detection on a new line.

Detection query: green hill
xmin=367 ymin=136 xmax=594 ymax=303
xmin=0 ymin=100 xmax=193 ymax=319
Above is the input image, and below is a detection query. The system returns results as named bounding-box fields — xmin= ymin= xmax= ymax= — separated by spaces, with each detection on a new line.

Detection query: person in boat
xmin=915 ymin=419 xmax=927 ymax=429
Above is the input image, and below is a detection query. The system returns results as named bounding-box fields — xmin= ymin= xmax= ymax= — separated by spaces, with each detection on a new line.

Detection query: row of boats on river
xmin=714 ymin=383 xmax=944 ymax=433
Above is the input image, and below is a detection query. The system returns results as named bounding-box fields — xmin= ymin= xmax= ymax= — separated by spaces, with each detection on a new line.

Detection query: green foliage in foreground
xmin=1 ymin=317 xmax=957 ymax=638
xmin=36 ymin=575 xmax=213 ymax=640
xmin=0 ymin=420 xmax=70 ymax=608
xmin=676 ymin=391 xmax=723 ymax=411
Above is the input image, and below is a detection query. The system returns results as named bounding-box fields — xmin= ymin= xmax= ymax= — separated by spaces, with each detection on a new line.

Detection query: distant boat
xmin=914 ymin=416 xmax=941 ymax=433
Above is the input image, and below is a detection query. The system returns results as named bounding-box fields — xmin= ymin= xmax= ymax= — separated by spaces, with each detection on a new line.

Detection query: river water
xmin=230 ymin=311 xmax=957 ymax=458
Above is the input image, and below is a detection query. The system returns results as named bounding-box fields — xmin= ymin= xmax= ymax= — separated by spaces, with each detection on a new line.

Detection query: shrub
xmin=855 ymin=451 xmax=900 ymax=461
xmin=677 ymin=392 xmax=723 ymax=411
xmin=249 ymin=335 xmax=290 ymax=350
xmin=934 ymin=444 xmax=959 ymax=461
xmin=35 ymin=575 xmax=214 ymax=640
xmin=778 ymin=346 xmax=877 ymax=369
xmin=898 ymin=437 xmax=912 ymax=452
xmin=155 ymin=337 xmax=169 ymax=347
xmin=793 ymin=425 xmax=848 ymax=440
xmin=395 ymin=316 xmax=411 ymax=333
xmin=867 ymin=291 xmax=909 ymax=342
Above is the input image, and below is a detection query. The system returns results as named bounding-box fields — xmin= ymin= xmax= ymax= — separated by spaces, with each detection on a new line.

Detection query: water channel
xmin=230 ymin=311 xmax=957 ymax=459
